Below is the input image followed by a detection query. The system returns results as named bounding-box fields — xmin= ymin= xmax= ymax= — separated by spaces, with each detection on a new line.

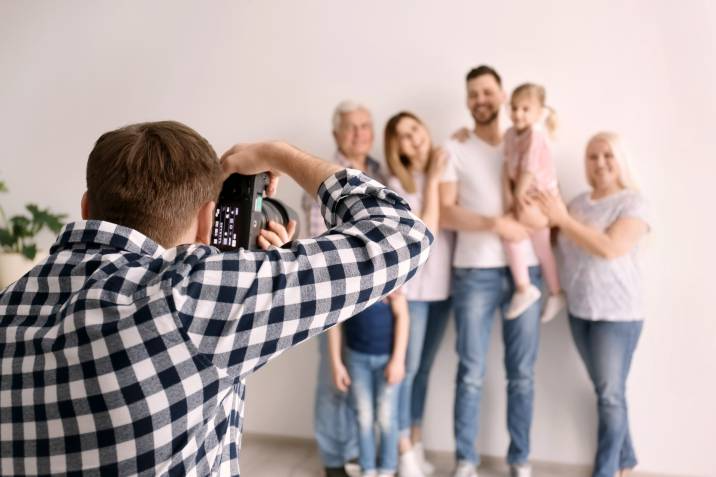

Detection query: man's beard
xmin=471 ymin=108 xmax=499 ymax=126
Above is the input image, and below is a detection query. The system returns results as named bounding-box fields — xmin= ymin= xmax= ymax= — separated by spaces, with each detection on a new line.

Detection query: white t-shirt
xmin=558 ymin=190 xmax=650 ymax=321
xmin=387 ymin=175 xmax=454 ymax=301
xmin=442 ymin=132 xmax=538 ymax=268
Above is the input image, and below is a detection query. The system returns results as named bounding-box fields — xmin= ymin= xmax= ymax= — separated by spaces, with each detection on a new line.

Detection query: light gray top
xmin=558 ymin=190 xmax=650 ymax=321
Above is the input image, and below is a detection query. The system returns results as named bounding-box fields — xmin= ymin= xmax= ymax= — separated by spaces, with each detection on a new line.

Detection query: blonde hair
xmin=384 ymin=111 xmax=432 ymax=194
xmin=585 ymin=131 xmax=639 ymax=191
xmin=511 ymin=83 xmax=558 ymax=137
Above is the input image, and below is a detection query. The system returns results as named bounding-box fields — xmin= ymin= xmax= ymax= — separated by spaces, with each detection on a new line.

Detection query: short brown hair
xmin=466 ymin=65 xmax=502 ymax=86
xmin=86 ymin=121 xmax=223 ymax=247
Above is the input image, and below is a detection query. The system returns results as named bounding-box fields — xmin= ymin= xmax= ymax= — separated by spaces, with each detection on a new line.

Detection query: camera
xmin=211 ymin=172 xmax=299 ymax=251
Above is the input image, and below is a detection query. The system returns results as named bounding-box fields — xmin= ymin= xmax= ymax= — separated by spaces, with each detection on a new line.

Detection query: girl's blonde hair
xmin=586 ymin=131 xmax=639 ymax=191
xmin=511 ymin=83 xmax=558 ymax=137
xmin=384 ymin=111 xmax=433 ymax=194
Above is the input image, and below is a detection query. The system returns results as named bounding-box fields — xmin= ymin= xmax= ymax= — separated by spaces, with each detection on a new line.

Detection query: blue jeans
xmin=452 ymin=266 xmax=542 ymax=466
xmin=569 ymin=315 xmax=642 ymax=477
xmin=398 ymin=298 xmax=451 ymax=435
xmin=347 ymin=349 xmax=400 ymax=474
xmin=314 ymin=334 xmax=359 ymax=467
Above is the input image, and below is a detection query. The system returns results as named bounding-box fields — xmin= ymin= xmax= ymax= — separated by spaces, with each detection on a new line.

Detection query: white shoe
xmin=412 ymin=442 xmax=435 ymax=475
xmin=506 ymin=284 xmax=541 ymax=319
xmin=509 ymin=463 xmax=532 ymax=477
xmin=345 ymin=461 xmax=361 ymax=477
xmin=399 ymin=449 xmax=425 ymax=477
xmin=451 ymin=460 xmax=478 ymax=477
xmin=377 ymin=473 xmax=395 ymax=477
xmin=540 ymin=292 xmax=566 ymax=323
xmin=361 ymin=472 xmax=377 ymax=477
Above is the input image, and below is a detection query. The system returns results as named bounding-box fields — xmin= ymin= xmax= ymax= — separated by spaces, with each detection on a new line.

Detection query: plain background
xmin=1 ymin=1 xmax=714 ymax=476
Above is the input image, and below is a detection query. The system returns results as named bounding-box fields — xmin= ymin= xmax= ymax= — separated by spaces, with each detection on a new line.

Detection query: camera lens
xmin=260 ymin=198 xmax=299 ymax=229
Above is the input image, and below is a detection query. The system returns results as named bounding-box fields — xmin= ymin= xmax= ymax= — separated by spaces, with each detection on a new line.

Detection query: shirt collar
xmin=334 ymin=150 xmax=382 ymax=178
xmin=50 ymin=220 xmax=166 ymax=258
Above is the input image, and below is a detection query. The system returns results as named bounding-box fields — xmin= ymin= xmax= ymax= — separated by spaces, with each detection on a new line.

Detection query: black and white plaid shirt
xmin=0 ymin=169 xmax=432 ymax=476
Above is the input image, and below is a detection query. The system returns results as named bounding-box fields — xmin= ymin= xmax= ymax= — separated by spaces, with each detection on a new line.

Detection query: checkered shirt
xmin=0 ymin=169 xmax=432 ymax=476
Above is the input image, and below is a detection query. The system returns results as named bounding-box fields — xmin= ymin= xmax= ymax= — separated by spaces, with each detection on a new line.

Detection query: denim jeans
xmin=452 ymin=266 xmax=542 ymax=466
xmin=347 ymin=348 xmax=400 ymax=474
xmin=398 ymin=298 xmax=451 ymax=435
xmin=314 ymin=334 xmax=359 ymax=468
xmin=569 ymin=315 xmax=642 ymax=477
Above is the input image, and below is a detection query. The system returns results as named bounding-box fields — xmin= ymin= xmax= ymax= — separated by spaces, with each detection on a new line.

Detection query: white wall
xmin=1 ymin=1 xmax=714 ymax=475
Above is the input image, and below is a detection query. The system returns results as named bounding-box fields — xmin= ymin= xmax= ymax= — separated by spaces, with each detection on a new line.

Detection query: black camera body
xmin=211 ymin=172 xmax=298 ymax=251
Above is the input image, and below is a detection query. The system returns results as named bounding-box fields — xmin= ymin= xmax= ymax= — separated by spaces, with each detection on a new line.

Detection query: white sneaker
xmin=506 ymin=284 xmax=541 ymax=319
xmin=451 ymin=460 xmax=478 ymax=477
xmin=399 ymin=449 xmax=425 ymax=477
xmin=509 ymin=463 xmax=532 ymax=477
xmin=361 ymin=472 xmax=377 ymax=477
xmin=412 ymin=442 xmax=435 ymax=475
xmin=377 ymin=473 xmax=395 ymax=477
xmin=540 ymin=292 xmax=566 ymax=323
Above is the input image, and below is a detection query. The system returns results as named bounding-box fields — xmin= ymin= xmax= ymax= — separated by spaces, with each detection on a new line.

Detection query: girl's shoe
xmin=412 ymin=442 xmax=435 ymax=475
xmin=506 ymin=284 xmax=541 ymax=319
xmin=540 ymin=292 xmax=566 ymax=323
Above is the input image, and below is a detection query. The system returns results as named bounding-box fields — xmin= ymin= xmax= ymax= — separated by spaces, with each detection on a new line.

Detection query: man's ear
xmin=195 ymin=200 xmax=215 ymax=245
xmin=81 ymin=191 xmax=90 ymax=220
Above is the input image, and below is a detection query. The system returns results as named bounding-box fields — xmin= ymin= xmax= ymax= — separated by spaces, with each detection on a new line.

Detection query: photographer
xmin=0 ymin=121 xmax=432 ymax=476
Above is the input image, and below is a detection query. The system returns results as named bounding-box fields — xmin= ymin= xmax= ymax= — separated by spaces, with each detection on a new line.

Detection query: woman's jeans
xmin=569 ymin=315 xmax=643 ymax=477
xmin=347 ymin=349 xmax=400 ymax=474
xmin=398 ymin=298 xmax=451 ymax=435
xmin=314 ymin=334 xmax=358 ymax=467
xmin=452 ymin=266 xmax=542 ymax=466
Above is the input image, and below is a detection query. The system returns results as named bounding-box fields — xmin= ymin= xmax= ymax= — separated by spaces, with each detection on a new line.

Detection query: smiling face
xmin=510 ymin=93 xmax=543 ymax=132
xmin=585 ymin=138 xmax=622 ymax=191
xmin=394 ymin=116 xmax=431 ymax=168
xmin=333 ymin=108 xmax=374 ymax=160
xmin=466 ymin=74 xmax=505 ymax=126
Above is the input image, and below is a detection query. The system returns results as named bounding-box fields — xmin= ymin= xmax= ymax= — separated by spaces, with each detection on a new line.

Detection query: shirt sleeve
xmin=171 ymin=168 xmax=433 ymax=379
xmin=618 ymin=192 xmax=651 ymax=230
xmin=441 ymin=141 xmax=459 ymax=183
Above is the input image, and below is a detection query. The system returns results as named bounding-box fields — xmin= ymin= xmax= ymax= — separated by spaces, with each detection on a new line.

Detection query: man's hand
xmin=384 ymin=358 xmax=405 ymax=385
xmin=220 ymin=142 xmax=289 ymax=196
xmin=257 ymin=220 xmax=297 ymax=250
xmin=451 ymin=127 xmax=471 ymax=143
xmin=332 ymin=363 xmax=351 ymax=392
xmin=493 ymin=215 xmax=530 ymax=242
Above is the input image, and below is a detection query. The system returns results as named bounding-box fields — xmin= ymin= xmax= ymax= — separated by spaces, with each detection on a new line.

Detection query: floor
xmin=239 ymin=433 xmax=677 ymax=477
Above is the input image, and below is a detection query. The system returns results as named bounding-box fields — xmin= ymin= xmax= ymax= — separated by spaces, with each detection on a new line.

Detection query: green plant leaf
xmin=21 ymin=243 xmax=37 ymax=260
xmin=10 ymin=215 xmax=32 ymax=238
xmin=0 ymin=227 xmax=15 ymax=247
xmin=0 ymin=180 xmax=7 ymax=193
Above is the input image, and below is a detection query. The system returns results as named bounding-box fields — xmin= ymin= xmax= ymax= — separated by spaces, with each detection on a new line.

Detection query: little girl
xmin=327 ymin=293 xmax=409 ymax=477
xmin=503 ymin=83 xmax=565 ymax=322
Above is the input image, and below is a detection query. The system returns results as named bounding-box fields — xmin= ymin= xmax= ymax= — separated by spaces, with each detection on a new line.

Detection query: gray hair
xmin=332 ymin=100 xmax=371 ymax=132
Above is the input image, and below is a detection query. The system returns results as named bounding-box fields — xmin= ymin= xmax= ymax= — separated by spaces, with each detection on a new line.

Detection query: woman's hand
xmin=532 ymin=190 xmax=569 ymax=227
xmin=384 ymin=358 xmax=405 ymax=385
xmin=426 ymin=147 xmax=448 ymax=181
xmin=332 ymin=362 xmax=352 ymax=392
xmin=257 ymin=220 xmax=297 ymax=250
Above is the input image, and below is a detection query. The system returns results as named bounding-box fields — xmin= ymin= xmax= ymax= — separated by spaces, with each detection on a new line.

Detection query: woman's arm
xmin=327 ymin=326 xmax=351 ymax=392
xmin=535 ymin=190 xmax=648 ymax=259
xmin=418 ymin=148 xmax=447 ymax=232
xmin=385 ymin=294 xmax=409 ymax=385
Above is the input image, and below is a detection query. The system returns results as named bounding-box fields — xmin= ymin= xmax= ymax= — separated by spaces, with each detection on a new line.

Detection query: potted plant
xmin=0 ymin=179 xmax=67 ymax=288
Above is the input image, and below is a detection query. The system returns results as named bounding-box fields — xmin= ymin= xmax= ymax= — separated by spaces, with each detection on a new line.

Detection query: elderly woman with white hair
xmin=534 ymin=132 xmax=650 ymax=477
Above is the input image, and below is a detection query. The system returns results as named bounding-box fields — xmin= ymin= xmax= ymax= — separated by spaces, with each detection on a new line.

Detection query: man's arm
xmin=439 ymin=181 xmax=528 ymax=242
xmin=173 ymin=143 xmax=433 ymax=380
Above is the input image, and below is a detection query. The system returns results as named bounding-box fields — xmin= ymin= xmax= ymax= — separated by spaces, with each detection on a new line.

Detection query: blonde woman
xmin=535 ymin=132 xmax=649 ymax=477
xmin=384 ymin=111 xmax=454 ymax=477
